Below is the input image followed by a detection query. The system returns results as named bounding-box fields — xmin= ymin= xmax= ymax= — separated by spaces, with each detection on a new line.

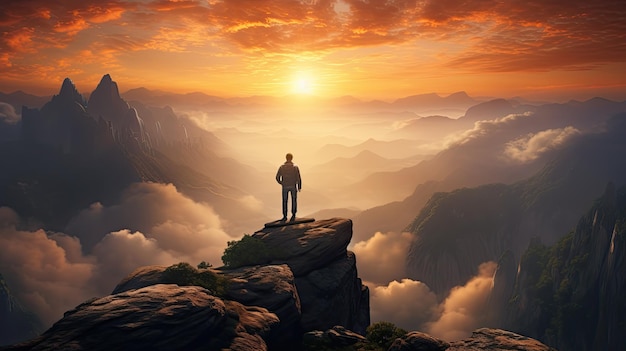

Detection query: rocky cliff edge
xmin=2 ymin=218 xmax=555 ymax=351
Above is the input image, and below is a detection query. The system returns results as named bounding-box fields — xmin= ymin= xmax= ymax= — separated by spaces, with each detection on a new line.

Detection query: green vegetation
xmin=162 ymin=262 xmax=228 ymax=297
xmin=301 ymin=322 xmax=407 ymax=351
xmin=197 ymin=261 xmax=212 ymax=269
xmin=221 ymin=234 xmax=272 ymax=268
xmin=365 ymin=321 xmax=407 ymax=350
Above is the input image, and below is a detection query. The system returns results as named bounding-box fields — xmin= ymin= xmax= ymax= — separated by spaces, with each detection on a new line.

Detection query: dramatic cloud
xmin=370 ymin=279 xmax=438 ymax=331
xmin=425 ymin=261 xmax=497 ymax=341
xmin=369 ymin=261 xmax=497 ymax=341
xmin=0 ymin=182 xmax=236 ymax=326
xmin=1 ymin=0 xmax=624 ymax=95
xmin=66 ymin=182 xmax=235 ymax=255
xmin=0 ymin=102 xmax=20 ymax=124
xmin=504 ymin=126 xmax=581 ymax=162
xmin=0 ymin=210 xmax=97 ymax=325
xmin=353 ymin=231 xmax=413 ymax=285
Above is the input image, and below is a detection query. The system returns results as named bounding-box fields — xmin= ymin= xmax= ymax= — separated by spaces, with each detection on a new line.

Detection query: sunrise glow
xmin=0 ymin=1 xmax=624 ymax=100
xmin=292 ymin=72 xmax=315 ymax=95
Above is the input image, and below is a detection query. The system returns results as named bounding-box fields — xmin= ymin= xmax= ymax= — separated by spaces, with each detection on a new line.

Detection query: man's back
xmin=277 ymin=162 xmax=300 ymax=188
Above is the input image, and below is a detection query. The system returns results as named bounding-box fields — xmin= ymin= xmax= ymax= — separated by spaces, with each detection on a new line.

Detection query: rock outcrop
xmin=448 ymin=328 xmax=557 ymax=351
xmin=2 ymin=217 xmax=557 ymax=351
xmin=406 ymin=113 xmax=626 ymax=296
xmin=21 ymin=77 xmax=114 ymax=155
xmin=88 ymin=74 xmax=149 ymax=150
xmin=5 ymin=284 xmax=278 ymax=351
xmin=505 ymin=184 xmax=626 ymax=350
xmin=6 ymin=219 xmax=367 ymax=350
xmin=388 ymin=331 xmax=449 ymax=351
xmin=251 ymin=218 xmax=370 ymax=335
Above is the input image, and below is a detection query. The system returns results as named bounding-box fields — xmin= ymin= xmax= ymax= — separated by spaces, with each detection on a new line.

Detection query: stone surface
xmin=252 ymin=218 xmax=353 ymax=276
xmin=448 ymin=328 xmax=557 ymax=351
xmin=295 ymin=251 xmax=369 ymax=335
xmin=111 ymin=265 xmax=168 ymax=294
xmin=4 ymin=284 xmax=278 ymax=351
xmin=389 ymin=331 xmax=450 ymax=351
xmin=302 ymin=325 xmax=366 ymax=349
xmin=222 ymin=264 xmax=302 ymax=347
xmin=3 ymin=218 xmax=371 ymax=351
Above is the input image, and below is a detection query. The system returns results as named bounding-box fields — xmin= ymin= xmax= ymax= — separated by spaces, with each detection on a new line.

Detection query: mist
xmin=353 ymin=229 xmax=499 ymax=341
xmin=2 ymin=80 xmax=625 ymax=347
xmin=0 ymin=182 xmax=236 ymax=326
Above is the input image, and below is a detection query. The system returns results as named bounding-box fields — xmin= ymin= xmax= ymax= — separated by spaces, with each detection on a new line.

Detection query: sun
xmin=291 ymin=72 xmax=315 ymax=95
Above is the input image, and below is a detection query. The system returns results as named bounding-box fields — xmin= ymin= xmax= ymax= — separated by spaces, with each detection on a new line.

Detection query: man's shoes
xmin=281 ymin=216 xmax=287 ymax=221
xmin=290 ymin=214 xmax=296 ymax=221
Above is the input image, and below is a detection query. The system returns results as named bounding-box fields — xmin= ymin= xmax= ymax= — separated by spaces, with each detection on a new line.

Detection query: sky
xmin=1 ymin=0 xmax=626 ymax=101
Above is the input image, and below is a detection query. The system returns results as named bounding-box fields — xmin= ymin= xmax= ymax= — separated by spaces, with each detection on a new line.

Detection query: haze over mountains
xmin=1 ymin=74 xmax=626 ymax=348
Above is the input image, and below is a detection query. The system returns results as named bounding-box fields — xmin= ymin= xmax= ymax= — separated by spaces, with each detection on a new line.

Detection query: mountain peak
xmin=88 ymin=74 xmax=128 ymax=120
xmin=57 ymin=77 xmax=83 ymax=103
xmin=93 ymin=73 xmax=120 ymax=99
xmin=100 ymin=73 xmax=113 ymax=84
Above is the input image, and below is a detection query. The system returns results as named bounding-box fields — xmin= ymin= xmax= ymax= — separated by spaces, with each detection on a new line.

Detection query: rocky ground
xmin=1 ymin=218 xmax=556 ymax=351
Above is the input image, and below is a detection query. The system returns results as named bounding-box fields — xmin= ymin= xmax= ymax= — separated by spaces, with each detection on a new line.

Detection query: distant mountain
xmin=0 ymin=274 xmax=43 ymax=346
xmin=387 ymin=115 xmax=459 ymax=141
xmin=0 ymin=91 xmax=50 ymax=111
xmin=0 ymin=75 xmax=267 ymax=243
xmin=315 ymin=138 xmax=426 ymax=162
xmin=345 ymin=98 xmax=626 ymax=211
xmin=502 ymin=183 xmax=626 ymax=350
xmin=123 ymin=87 xmax=228 ymax=109
xmin=404 ymin=113 xmax=626 ymax=295
xmin=458 ymin=98 xmax=529 ymax=123
xmin=119 ymin=88 xmax=484 ymax=116
xmin=392 ymin=91 xmax=478 ymax=113
xmin=307 ymin=150 xmax=427 ymax=194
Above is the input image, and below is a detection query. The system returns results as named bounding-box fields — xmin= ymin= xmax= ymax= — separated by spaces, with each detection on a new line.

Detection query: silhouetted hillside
xmin=0 ymin=76 xmax=268 ymax=242
xmin=0 ymin=274 xmax=43 ymax=346
xmin=503 ymin=183 xmax=626 ymax=350
xmin=405 ymin=113 xmax=626 ymax=295
xmin=350 ymin=98 xmax=626 ymax=239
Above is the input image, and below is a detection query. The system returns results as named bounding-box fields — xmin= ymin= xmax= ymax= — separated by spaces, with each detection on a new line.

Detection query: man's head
xmin=286 ymin=153 xmax=293 ymax=161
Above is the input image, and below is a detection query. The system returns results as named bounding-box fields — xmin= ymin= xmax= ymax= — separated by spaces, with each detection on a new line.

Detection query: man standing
xmin=276 ymin=153 xmax=302 ymax=221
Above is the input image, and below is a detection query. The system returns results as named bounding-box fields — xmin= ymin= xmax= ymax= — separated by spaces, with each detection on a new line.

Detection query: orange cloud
xmin=0 ymin=0 xmax=624 ymax=97
xmin=425 ymin=261 xmax=497 ymax=341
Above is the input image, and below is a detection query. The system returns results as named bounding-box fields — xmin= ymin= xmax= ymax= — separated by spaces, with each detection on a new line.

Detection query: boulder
xmin=252 ymin=218 xmax=370 ymax=335
xmin=388 ymin=331 xmax=449 ymax=351
xmin=302 ymin=325 xmax=366 ymax=349
xmin=4 ymin=284 xmax=278 ymax=351
xmin=111 ymin=265 xmax=167 ymax=294
xmin=448 ymin=328 xmax=557 ymax=351
xmin=222 ymin=264 xmax=302 ymax=347
xmin=3 ymin=218 xmax=370 ymax=350
xmin=252 ymin=218 xmax=353 ymax=276
xmin=295 ymin=251 xmax=370 ymax=334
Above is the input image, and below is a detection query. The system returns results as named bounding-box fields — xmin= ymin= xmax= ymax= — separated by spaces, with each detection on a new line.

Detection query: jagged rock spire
xmin=56 ymin=77 xmax=86 ymax=106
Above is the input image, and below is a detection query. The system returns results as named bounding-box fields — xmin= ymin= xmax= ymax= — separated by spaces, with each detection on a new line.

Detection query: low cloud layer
xmin=0 ymin=102 xmax=20 ymax=124
xmin=0 ymin=182 xmax=235 ymax=326
xmin=354 ymin=230 xmax=498 ymax=341
xmin=352 ymin=231 xmax=413 ymax=285
xmin=368 ymin=261 xmax=497 ymax=342
xmin=424 ymin=261 xmax=497 ymax=341
xmin=370 ymin=279 xmax=438 ymax=331
xmin=504 ymin=126 xmax=581 ymax=162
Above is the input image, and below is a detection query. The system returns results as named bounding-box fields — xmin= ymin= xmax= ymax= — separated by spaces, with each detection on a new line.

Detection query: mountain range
xmin=2 ymin=75 xmax=626 ymax=349
xmin=0 ymin=75 xmax=268 ymax=242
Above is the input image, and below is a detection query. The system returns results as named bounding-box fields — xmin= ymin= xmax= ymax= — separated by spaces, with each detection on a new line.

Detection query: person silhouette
xmin=275 ymin=153 xmax=302 ymax=221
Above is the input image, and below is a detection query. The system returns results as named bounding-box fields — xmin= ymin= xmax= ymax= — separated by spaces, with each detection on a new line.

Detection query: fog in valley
xmin=2 ymin=77 xmax=626 ymax=344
